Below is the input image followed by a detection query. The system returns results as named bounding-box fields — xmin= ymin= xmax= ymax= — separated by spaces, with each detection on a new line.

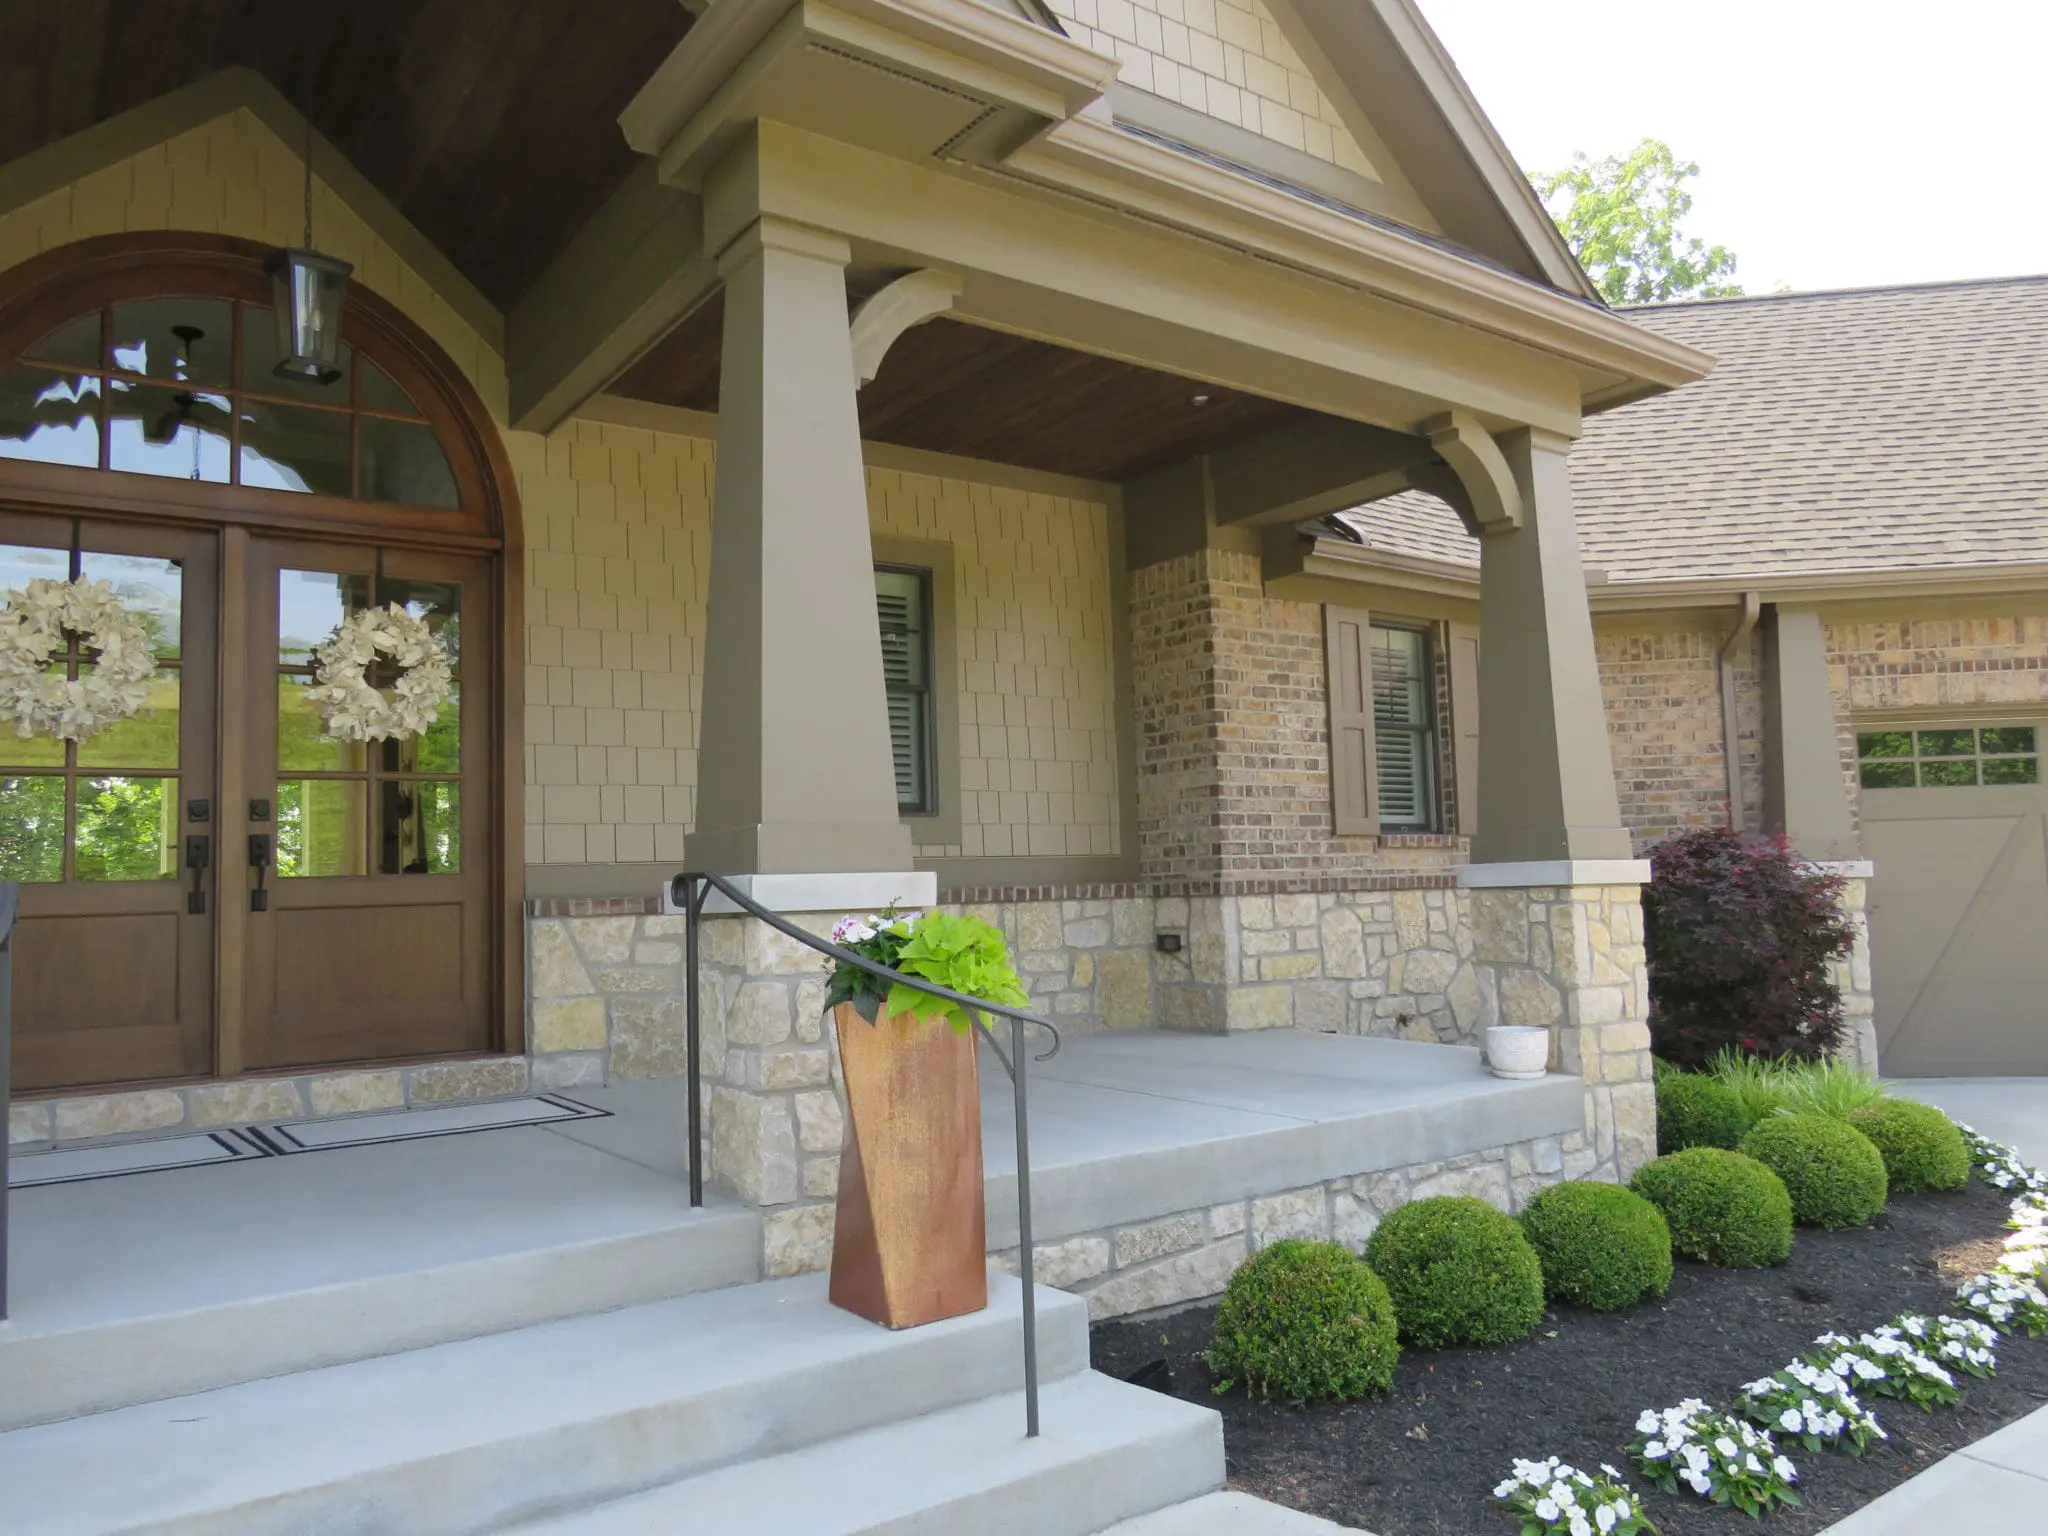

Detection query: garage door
xmin=1858 ymin=722 xmax=2048 ymax=1077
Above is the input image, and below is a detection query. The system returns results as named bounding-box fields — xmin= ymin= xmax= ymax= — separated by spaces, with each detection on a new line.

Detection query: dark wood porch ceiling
xmin=612 ymin=300 xmax=1314 ymax=483
xmin=0 ymin=0 xmax=692 ymax=311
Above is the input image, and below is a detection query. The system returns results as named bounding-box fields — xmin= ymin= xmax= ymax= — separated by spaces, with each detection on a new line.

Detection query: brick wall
xmin=1042 ymin=0 xmax=1379 ymax=177
xmin=1594 ymin=620 xmax=1761 ymax=853
xmin=1129 ymin=547 xmax=1465 ymax=881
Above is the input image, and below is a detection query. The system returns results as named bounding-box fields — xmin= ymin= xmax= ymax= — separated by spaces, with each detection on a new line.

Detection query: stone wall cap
xmin=1457 ymin=859 xmax=1652 ymax=889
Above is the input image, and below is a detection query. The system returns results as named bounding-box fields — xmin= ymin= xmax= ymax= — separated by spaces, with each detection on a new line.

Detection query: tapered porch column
xmin=1472 ymin=428 xmax=1632 ymax=865
xmin=686 ymin=215 xmax=913 ymax=875
xmin=1455 ymin=427 xmax=1656 ymax=1182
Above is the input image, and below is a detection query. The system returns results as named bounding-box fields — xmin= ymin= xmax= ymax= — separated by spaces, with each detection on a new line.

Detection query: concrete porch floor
xmin=2 ymin=1028 xmax=1579 ymax=1426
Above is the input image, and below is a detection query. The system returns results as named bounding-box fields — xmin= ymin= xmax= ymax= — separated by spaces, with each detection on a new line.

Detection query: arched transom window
xmin=1 ymin=297 xmax=458 ymax=508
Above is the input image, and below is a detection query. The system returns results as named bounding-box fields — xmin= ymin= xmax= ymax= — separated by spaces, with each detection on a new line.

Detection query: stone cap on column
xmin=662 ymin=870 xmax=938 ymax=916
xmin=1457 ymin=859 xmax=1652 ymax=888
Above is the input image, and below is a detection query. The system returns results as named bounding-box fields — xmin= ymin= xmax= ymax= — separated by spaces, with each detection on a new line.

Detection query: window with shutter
xmin=874 ymin=566 xmax=934 ymax=814
xmin=1371 ymin=625 xmax=1438 ymax=832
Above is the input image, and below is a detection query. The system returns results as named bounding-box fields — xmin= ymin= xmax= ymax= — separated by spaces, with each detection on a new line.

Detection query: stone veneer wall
xmin=1830 ymin=871 xmax=1878 ymax=1072
xmin=996 ymin=1129 xmax=1595 ymax=1319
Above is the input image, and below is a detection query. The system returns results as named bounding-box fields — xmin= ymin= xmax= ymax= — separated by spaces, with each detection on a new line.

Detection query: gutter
xmin=1718 ymin=592 xmax=1761 ymax=832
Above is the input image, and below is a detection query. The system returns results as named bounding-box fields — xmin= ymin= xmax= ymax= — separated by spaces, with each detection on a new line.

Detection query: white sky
xmin=1414 ymin=0 xmax=2048 ymax=295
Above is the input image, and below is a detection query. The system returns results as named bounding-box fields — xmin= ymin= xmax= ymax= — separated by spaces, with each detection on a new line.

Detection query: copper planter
xmin=827 ymin=1000 xmax=988 ymax=1329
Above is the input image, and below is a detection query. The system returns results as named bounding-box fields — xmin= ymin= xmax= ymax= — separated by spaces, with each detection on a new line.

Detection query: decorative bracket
xmin=850 ymin=270 xmax=964 ymax=388
xmin=1421 ymin=411 xmax=1523 ymax=533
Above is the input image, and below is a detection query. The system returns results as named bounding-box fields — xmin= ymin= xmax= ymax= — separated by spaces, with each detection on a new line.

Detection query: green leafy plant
xmin=1363 ymin=1196 xmax=1545 ymax=1347
xmin=821 ymin=908 xmax=1029 ymax=1034
xmin=1707 ymin=1050 xmax=1891 ymax=1123
xmin=1206 ymin=1239 xmax=1399 ymax=1403
xmin=1739 ymin=1113 xmax=1888 ymax=1229
xmin=1534 ymin=138 xmax=1743 ymax=306
xmin=1654 ymin=1062 xmax=1751 ymax=1153
xmin=1631 ymin=1148 xmax=1794 ymax=1268
xmin=1518 ymin=1181 xmax=1673 ymax=1311
xmin=1847 ymin=1100 xmax=1971 ymax=1193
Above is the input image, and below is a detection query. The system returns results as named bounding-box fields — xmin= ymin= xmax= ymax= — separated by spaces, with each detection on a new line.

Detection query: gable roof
xmin=1336 ymin=275 xmax=2048 ymax=587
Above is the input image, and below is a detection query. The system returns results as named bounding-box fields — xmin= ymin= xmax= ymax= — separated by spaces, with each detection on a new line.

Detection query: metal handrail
xmin=672 ymin=871 xmax=1060 ymax=1438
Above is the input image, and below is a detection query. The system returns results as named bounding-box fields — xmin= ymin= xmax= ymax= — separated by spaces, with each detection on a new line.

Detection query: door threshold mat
xmin=8 ymin=1094 xmax=609 ymax=1188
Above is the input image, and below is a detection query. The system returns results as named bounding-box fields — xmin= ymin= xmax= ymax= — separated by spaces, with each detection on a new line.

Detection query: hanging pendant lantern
xmin=267 ymin=112 xmax=352 ymax=386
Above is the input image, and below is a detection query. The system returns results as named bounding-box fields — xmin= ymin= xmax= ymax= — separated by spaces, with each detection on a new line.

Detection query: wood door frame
xmin=0 ymin=231 xmax=527 ymax=1086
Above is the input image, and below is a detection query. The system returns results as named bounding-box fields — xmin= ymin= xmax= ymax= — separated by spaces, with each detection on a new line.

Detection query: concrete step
xmin=0 ymin=1271 xmax=1090 ymax=1536
xmin=1102 ymin=1491 xmax=1371 ymax=1534
xmin=513 ymin=1369 xmax=1224 ymax=1536
xmin=0 ymin=1127 xmax=760 ymax=1429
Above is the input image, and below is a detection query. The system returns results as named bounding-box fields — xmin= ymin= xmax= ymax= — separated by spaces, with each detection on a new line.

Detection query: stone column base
xmin=1462 ymin=870 xmax=1658 ymax=1182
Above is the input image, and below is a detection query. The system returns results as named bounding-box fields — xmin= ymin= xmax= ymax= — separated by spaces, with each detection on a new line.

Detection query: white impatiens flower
xmin=1494 ymin=1458 xmax=1653 ymax=1536
xmin=1632 ymin=1400 xmax=1799 ymax=1516
xmin=1535 ymin=1498 xmax=1559 ymax=1520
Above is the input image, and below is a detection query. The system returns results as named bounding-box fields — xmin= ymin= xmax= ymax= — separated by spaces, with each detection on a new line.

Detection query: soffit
xmin=0 ymin=0 xmax=693 ymax=312
xmin=612 ymin=302 xmax=1309 ymax=480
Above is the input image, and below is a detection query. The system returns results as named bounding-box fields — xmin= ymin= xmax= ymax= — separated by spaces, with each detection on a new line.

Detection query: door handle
xmin=248 ymin=833 xmax=272 ymax=912
xmin=184 ymin=834 xmax=210 ymax=915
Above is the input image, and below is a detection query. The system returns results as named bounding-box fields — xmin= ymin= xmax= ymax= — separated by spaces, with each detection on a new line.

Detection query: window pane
xmin=1377 ymin=729 xmax=1430 ymax=828
xmin=75 ymin=776 xmax=177 ymax=880
xmin=376 ymin=685 xmax=460 ymax=774
xmin=279 ymin=674 xmax=371 ymax=772
xmin=1858 ymin=760 xmax=1914 ymax=789
xmin=1370 ymin=626 xmax=1432 ymax=829
xmin=0 ymin=541 xmax=70 ymax=595
xmin=276 ymin=779 xmax=368 ymax=877
xmin=1371 ymin=627 xmax=1427 ymax=728
xmin=278 ymin=568 xmax=371 ymax=665
xmin=106 ymin=380 xmax=231 ymax=482
xmin=242 ymin=306 xmax=351 ymax=402
xmin=79 ymin=549 xmax=183 ymax=658
xmin=1856 ymin=731 xmax=1913 ymax=760
xmin=77 ymin=668 xmax=179 ymax=768
xmin=109 ymin=299 xmax=233 ymax=386
xmin=360 ymin=415 xmax=458 ymax=507
xmin=886 ymin=691 xmax=927 ymax=811
xmin=1919 ymin=758 xmax=1979 ymax=787
xmin=22 ymin=315 xmax=100 ymax=369
xmin=0 ymin=775 xmax=65 ymax=881
xmin=237 ymin=397 xmax=352 ymax=496
xmin=1917 ymin=729 xmax=1975 ymax=758
xmin=1982 ymin=726 xmax=2037 ymax=756
xmin=0 ymin=681 xmax=66 ymax=767
xmin=379 ymin=576 xmax=461 ymax=667
xmin=875 ymin=569 xmax=927 ymax=690
xmin=1984 ymin=756 xmax=2039 ymax=785
xmin=380 ymin=780 xmax=459 ymax=873
xmin=0 ymin=366 xmax=100 ymax=467
xmin=359 ymin=356 xmax=421 ymax=417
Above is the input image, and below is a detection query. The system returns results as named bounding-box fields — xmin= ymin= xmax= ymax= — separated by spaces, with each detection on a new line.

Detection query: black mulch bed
xmin=1091 ymin=1178 xmax=2048 ymax=1535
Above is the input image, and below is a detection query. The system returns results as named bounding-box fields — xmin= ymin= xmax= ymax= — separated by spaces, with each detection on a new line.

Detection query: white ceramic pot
xmin=1485 ymin=1025 xmax=1550 ymax=1081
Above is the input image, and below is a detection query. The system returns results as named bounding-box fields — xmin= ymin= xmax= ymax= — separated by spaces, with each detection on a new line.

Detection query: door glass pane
xmin=77 ymin=668 xmax=180 ymax=768
xmin=1917 ymin=729 xmax=1975 ymax=758
xmin=74 ymin=776 xmax=177 ymax=881
xmin=1982 ymin=726 xmax=2037 ymax=756
xmin=276 ymin=779 xmax=368 ymax=877
xmin=1985 ymin=756 xmax=2040 ymax=785
xmin=278 ymin=568 xmax=371 ymax=664
xmin=238 ymin=398 xmax=352 ymax=496
xmin=380 ymin=780 xmax=460 ymax=873
xmin=1919 ymin=758 xmax=1979 ymax=787
xmin=0 ymin=775 xmax=65 ymax=881
xmin=21 ymin=315 xmax=100 ymax=369
xmin=1859 ymin=760 xmax=1914 ymax=789
xmin=78 ymin=550 xmax=183 ymax=658
xmin=0 ymin=541 xmax=70 ymax=593
xmin=358 ymin=357 xmax=420 ymax=417
xmin=372 ymin=685 xmax=460 ymax=774
xmin=106 ymin=381 xmax=232 ymax=482
xmin=109 ymin=299 xmax=233 ymax=387
xmin=278 ymin=674 xmax=371 ymax=771
xmin=0 ymin=367 xmax=100 ymax=467
xmin=243 ymin=306 xmax=351 ymax=403
xmin=360 ymin=415 xmax=458 ymax=507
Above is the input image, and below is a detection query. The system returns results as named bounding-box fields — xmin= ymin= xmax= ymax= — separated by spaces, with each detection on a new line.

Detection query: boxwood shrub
xmin=1362 ymin=1195 xmax=1545 ymax=1347
xmin=1518 ymin=1181 xmax=1674 ymax=1311
xmin=1655 ymin=1064 xmax=1753 ymax=1152
xmin=1205 ymin=1239 xmax=1400 ymax=1402
xmin=1739 ymin=1112 xmax=1889 ymax=1228
xmin=1848 ymin=1100 xmax=1972 ymax=1193
xmin=1630 ymin=1147 xmax=1794 ymax=1268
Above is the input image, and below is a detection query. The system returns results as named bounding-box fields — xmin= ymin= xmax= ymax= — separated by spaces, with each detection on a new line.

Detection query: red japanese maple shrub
xmin=1643 ymin=827 xmax=1854 ymax=1068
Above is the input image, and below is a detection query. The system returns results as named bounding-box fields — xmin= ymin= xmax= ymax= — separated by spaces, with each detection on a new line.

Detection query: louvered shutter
xmin=1448 ymin=621 xmax=1480 ymax=835
xmin=874 ymin=568 xmax=931 ymax=812
xmin=1325 ymin=606 xmax=1377 ymax=835
xmin=1372 ymin=626 xmax=1430 ymax=830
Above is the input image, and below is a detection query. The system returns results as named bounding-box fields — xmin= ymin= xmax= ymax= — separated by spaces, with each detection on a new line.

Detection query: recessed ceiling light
xmin=1189 ymin=393 xmax=1212 ymax=407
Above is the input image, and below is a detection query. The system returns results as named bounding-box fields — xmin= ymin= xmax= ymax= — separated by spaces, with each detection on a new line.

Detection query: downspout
xmin=1719 ymin=592 xmax=1762 ymax=832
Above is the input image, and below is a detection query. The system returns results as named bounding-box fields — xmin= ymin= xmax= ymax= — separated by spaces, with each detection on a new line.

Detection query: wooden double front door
xmin=6 ymin=513 xmax=494 ymax=1093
